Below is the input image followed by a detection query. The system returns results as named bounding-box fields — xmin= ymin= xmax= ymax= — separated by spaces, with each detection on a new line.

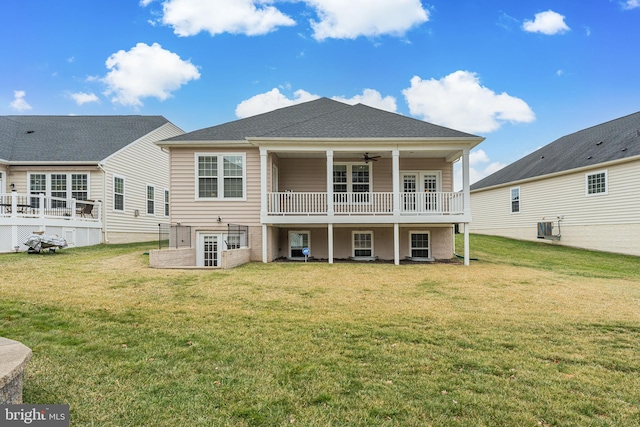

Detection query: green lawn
xmin=1 ymin=236 xmax=639 ymax=426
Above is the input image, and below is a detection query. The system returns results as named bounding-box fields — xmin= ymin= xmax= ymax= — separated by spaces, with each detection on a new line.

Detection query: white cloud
xmin=305 ymin=0 xmax=429 ymax=40
xmin=332 ymin=89 xmax=397 ymax=112
xmin=160 ymin=0 xmax=295 ymax=37
xmin=140 ymin=0 xmax=155 ymax=6
xmin=235 ymin=88 xmax=320 ymax=118
xmin=70 ymin=92 xmax=99 ymax=106
xmin=622 ymin=0 xmax=640 ymax=10
xmin=454 ymin=149 xmax=507 ymax=191
xmin=522 ymin=10 xmax=570 ymax=35
xmin=402 ymin=71 xmax=535 ymax=134
xmin=102 ymin=42 xmax=200 ymax=107
xmin=10 ymin=91 xmax=32 ymax=111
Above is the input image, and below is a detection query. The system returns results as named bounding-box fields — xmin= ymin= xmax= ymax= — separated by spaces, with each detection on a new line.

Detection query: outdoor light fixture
xmin=10 ymin=183 xmax=15 ymax=190
xmin=217 ymin=216 xmax=222 ymax=223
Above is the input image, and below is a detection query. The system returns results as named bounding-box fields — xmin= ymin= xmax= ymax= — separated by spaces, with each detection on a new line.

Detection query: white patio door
xmin=197 ymin=233 xmax=219 ymax=267
xmin=401 ymin=172 xmax=440 ymax=212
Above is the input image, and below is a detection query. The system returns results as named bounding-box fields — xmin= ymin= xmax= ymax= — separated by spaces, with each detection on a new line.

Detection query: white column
xmin=464 ymin=223 xmax=470 ymax=266
xmin=392 ymin=149 xmax=400 ymax=215
xmin=260 ymin=149 xmax=268 ymax=219
xmin=328 ymin=223 xmax=334 ymax=264
xmin=262 ymin=224 xmax=268 ymax=263
xmin=394 ymin=223 xmax=400 ymax=265
xmin=326 ymin=149 xmax=334 ymax=216
xmin=462 ymin=148 xmax=471 ymax=217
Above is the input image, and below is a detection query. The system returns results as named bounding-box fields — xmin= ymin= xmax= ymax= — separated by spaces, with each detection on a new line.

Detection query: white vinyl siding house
xmin=0 ymin=116 xmax=184 ymax=251
xmin=470 ymin=111 xmax=640 ymax=256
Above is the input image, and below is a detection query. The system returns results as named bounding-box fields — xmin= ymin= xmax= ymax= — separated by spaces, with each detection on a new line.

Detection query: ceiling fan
xmin=363 ymin=153 xmax=381 ymax=163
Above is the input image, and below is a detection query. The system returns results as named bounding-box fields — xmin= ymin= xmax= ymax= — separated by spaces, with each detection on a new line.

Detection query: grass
xmin=1 ymin=236 xmax=639 ymax=426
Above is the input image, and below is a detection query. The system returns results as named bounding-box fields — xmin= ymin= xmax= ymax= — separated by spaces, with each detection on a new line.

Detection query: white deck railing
xmin=0 ymin=193 xmax=101 ymax=222
xmin=267 ymin=191 xmax=464 ymax=216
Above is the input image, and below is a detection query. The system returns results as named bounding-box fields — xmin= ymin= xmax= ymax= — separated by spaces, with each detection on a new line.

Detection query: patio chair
xmin=77 ymin=200 xmax=94 ymax=218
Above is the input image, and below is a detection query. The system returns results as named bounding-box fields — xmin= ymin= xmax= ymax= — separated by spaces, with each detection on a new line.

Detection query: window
xmin=28 ymin=173 xmax=89 ymax=208
xmin=29 ymin=173 xmax=46 ymax=208
xmin=197 ymin=154 xmax=245 ymax=200
xmin=586 ymin=171 xmax=607 ymax=195
xmin=164 ymin=189 xmax=170 ymax=217
xmin=71 ymin=174 xmax=88 ymax=201
xmin=147 ymin=185 xmax=155 ymax=215
xmin=353 ymin=231 xmax=373 ymax=257
xmin=510 ymin=187 xmax=520 ymax=213
xmin=289 ymin=231 xmax=310 ymax=258
xmin=410 ymin=232 xmax=430 ymax=258
xmin=113 ymin=176 xmax=125 ymax=212
xmin=333 ymin=163 xmax=370 ymax=203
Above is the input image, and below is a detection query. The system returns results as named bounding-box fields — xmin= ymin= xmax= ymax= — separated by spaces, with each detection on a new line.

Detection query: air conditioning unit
xmin=537 ymin=220 xmax=560 ymax=240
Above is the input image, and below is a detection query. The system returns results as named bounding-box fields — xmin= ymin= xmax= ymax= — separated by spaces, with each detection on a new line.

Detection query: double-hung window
xmin=410 ymin=232 xmax=430 ymax=258
xmin=164 ymin=189 xmax=170 ymax=217
xmin=333 ymin=163 xmax=371 ymax=203
xmin=113 ymin=176 xmax=125 ymax=212
xmin=146 ymin=185 xmax=155 ymax=215
xmin=586 ymin=171 xmax=607 ymax=195
xmin=197 ymin=154 xmax=245 ymax=200
xmin=28 ymin=172 xmax=89 ymax=208
xmin=353 ymin=231 xmax=373 ymax=257
xmin=510 ymin=187 xmax=520 ymax=213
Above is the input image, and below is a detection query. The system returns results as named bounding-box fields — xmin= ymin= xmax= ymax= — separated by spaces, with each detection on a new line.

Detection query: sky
xmin=2 ymin=0 xmax=639 ymax=187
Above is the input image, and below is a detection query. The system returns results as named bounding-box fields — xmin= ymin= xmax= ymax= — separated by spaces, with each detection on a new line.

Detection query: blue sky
xmin=2 ymin=0 xmax=639 ymax=185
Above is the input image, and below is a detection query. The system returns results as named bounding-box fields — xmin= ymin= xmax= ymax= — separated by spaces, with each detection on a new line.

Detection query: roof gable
xmin=471 ymin=111 xmax=640 ymax=190
xmin=0 ymin=115 xmax=171 ymax=163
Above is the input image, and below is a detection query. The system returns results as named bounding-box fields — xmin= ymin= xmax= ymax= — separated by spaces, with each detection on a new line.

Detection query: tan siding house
xmin=0 ymin=116 xmax=184 ymax=251
xmin=470 ymin=111 xmax=640 ymax=256
xmin=154 ymin=98 xmax=484 ymax=268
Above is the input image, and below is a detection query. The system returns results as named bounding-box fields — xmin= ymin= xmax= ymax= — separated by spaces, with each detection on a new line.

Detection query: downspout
xmin=97 ymin=162 xmax=108 ymax=243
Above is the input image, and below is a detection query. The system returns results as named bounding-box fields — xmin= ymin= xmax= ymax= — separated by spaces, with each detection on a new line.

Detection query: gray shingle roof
xmin=0 ymin=115 xmax=171 ymax=162
xmin=471 ymin=111 xmax=640 ymax=191
xmin=164 ymin=97 xmax=478 ymax=142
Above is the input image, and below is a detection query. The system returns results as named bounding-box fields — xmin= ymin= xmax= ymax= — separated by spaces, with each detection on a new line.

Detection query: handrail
xmin=267 ymin=191 xmax=464 ymax=215
xmin=0 ymin=192 xmax=101 ymax=222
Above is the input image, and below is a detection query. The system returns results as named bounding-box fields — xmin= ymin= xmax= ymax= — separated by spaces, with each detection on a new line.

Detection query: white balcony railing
xmin=0 ymin=193 xmax=101 ymax=222
xmin=267 ymin=191 xmax=464 ymax=216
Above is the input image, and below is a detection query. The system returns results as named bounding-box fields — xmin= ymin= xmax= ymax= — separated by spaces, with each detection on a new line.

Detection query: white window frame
xmin=352 ymin=231 xmax=374 ymax=257
xmin=333 ymin=162 xmax=372 ymax=204
xmin=164 ymin=188 xmax=170 ymax=217
xmin=409 ymin=231 xmax=431 ymax=259
xmin=27 ymin=172 xmax=90 ymax=199
xmin=586 ymin=170 xmax=608 ymax=196
xmin=288 ymin=230 xmax=310 ymax=259
xmin=510 ymin=186 xmax=520 ymax=213
xmin=113 ymin=175 xmax=125 ymax=212
xmin=146 ymin=184 xmax=155 ymax=215
xmin=195 ymin=153 xmax=247 ymax=201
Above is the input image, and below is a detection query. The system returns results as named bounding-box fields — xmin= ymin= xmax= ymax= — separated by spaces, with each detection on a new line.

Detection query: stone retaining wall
xmin=0 ymin=337 xmax=32 ymax=404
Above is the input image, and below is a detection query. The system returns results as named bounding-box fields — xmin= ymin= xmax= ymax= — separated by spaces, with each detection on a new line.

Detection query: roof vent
xmin=587 ymin=156 xmax=593 ymax=160
xmin=26 ymin=130 xmax=34 ymax=134
xmin=596 ymin=141 xmax=603 ymax=145
xmin=622 ymin=148 xmax=628 ymax=152
xmin=540 ymin=155 xmax=545 ymax=159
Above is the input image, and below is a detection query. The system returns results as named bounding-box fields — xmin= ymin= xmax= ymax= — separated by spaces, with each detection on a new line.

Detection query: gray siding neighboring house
xmin=154 ymin=98 xmax=484 ymax=268
xmin=470 ymin=111 xmax=640 ymax=256
xmin=0 ymin=115 xmax=184 ymax=251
